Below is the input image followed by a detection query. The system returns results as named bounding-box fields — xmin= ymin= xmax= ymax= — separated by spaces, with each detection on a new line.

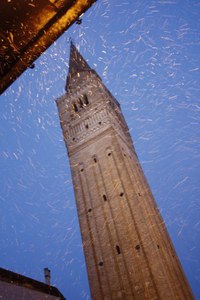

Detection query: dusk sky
xmin=1 ymin=1 xmax=200 ymax=299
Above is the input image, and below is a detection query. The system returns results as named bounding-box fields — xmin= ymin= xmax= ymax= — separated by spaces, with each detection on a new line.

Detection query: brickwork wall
xmin=56 ymin=45 xmax=194 ymax=300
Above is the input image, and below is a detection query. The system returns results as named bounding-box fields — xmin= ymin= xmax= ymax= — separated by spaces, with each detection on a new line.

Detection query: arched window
xmin=83 ymin=94 xmax=89 ymax=105
xmin=116 ymin=245 xmax=121 ymax=254
xmin=103 ymin=195 xmax=107 ymax=201
xmin=72 ymin=102 xmax=78 ymax=112
xmin=78 ymin=98 xmax=83 ymax=108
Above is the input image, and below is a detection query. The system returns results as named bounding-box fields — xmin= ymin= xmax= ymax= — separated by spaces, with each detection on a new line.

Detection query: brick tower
xmin=56 ymin=43 xmax=194 ymax=300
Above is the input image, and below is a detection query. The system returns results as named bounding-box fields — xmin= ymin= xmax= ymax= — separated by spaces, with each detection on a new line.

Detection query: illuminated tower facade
xmin=56 ymin=43 xmax=193 ymax=300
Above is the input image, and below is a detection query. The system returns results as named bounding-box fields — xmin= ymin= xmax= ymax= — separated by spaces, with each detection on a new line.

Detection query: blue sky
xmin=0 ymin=1 xmax=200 ymax=299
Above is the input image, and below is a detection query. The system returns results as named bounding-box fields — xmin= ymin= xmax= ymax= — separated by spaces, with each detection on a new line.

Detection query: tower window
xmin=94 ymin=157 xmax=97 ymax=163
xmin=120 ymin=192 xmax=124 ymax=197
xmin=116 ymin=245 xmax=121 ymax=255
xmin=106 ymin=149 xmax=112 ymax=156
xmin=83 ymin=94 xmax=89 ymax=105
xmin=88 ymin=208 xmax=92 ymax=213
xmin=103 ymin=195 xmax=107 ymax=201
xmin=109 ymin=100 xmax=115 ymax=109
xmin=72 ymin=103 xmax=78 ymax=112
xmin=99 ymin=261 xmax=103 ymax=266
xmin=85 ymin=124 xmax=89 ymax=129
xmin=79 ymin=163 xmax=84 ymax=172
xmin=99 ymin=121 xmax=102 ymax=125
xmin=78 ymin=98 xmax=83 ymax=108
xmin=135 ymin=245 xmax=140 ymax=250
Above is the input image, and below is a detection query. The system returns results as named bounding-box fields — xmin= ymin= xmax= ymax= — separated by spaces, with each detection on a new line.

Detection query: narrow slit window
xmin=116 ymin=245 xmax=121 ymax=254
xmin=103 ymin=195 xmax=107 ymax=201
xmin=85 ymin=124 xmax=89 ymax=129
xmin=94 ymin=157 xmax=97 ymax=163
xmin=120 ymin=192 xmax=124 ymax=197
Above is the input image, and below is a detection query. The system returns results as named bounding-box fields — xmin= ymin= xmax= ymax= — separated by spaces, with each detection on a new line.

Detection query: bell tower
xmin=56 ymin=43 xmax=194 ymax=300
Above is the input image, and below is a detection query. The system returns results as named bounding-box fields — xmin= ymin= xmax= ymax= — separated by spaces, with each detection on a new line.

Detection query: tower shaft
xmin=56 ymin=44 xmax=194 ymax=300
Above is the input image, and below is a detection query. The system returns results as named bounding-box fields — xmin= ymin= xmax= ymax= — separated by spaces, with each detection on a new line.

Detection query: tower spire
xmin=66 ymin=42 xmax=91 ymax=91
xmin=57 ymin=44 xmax=195 ymax=300
xmin=69 ymin=42 xmax=91 ymax=73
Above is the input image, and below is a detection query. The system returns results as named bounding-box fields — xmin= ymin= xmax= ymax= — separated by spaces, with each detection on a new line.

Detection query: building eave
xmin=0 ymin=0 xmax=96 ymax=95
xmin=0 ymin=267 xmax=66 ymax=300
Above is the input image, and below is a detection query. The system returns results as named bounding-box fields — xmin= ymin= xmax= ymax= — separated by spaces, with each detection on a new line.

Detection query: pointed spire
xmin=65 ymin=41 xmax=92 ymax=91
xmin=68 ymin=41 xmax=91 ymax=75
xmin=65 ymin=40 xmax=100 ymax=91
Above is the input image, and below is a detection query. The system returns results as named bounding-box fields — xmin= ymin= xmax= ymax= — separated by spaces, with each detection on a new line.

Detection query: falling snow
xmin=0 ymin=1 xmax=200 ymax=299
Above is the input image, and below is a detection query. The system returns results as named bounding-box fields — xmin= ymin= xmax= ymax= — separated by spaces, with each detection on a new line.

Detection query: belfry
xmin=56 ymin=43 xmax=193 ymax=300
